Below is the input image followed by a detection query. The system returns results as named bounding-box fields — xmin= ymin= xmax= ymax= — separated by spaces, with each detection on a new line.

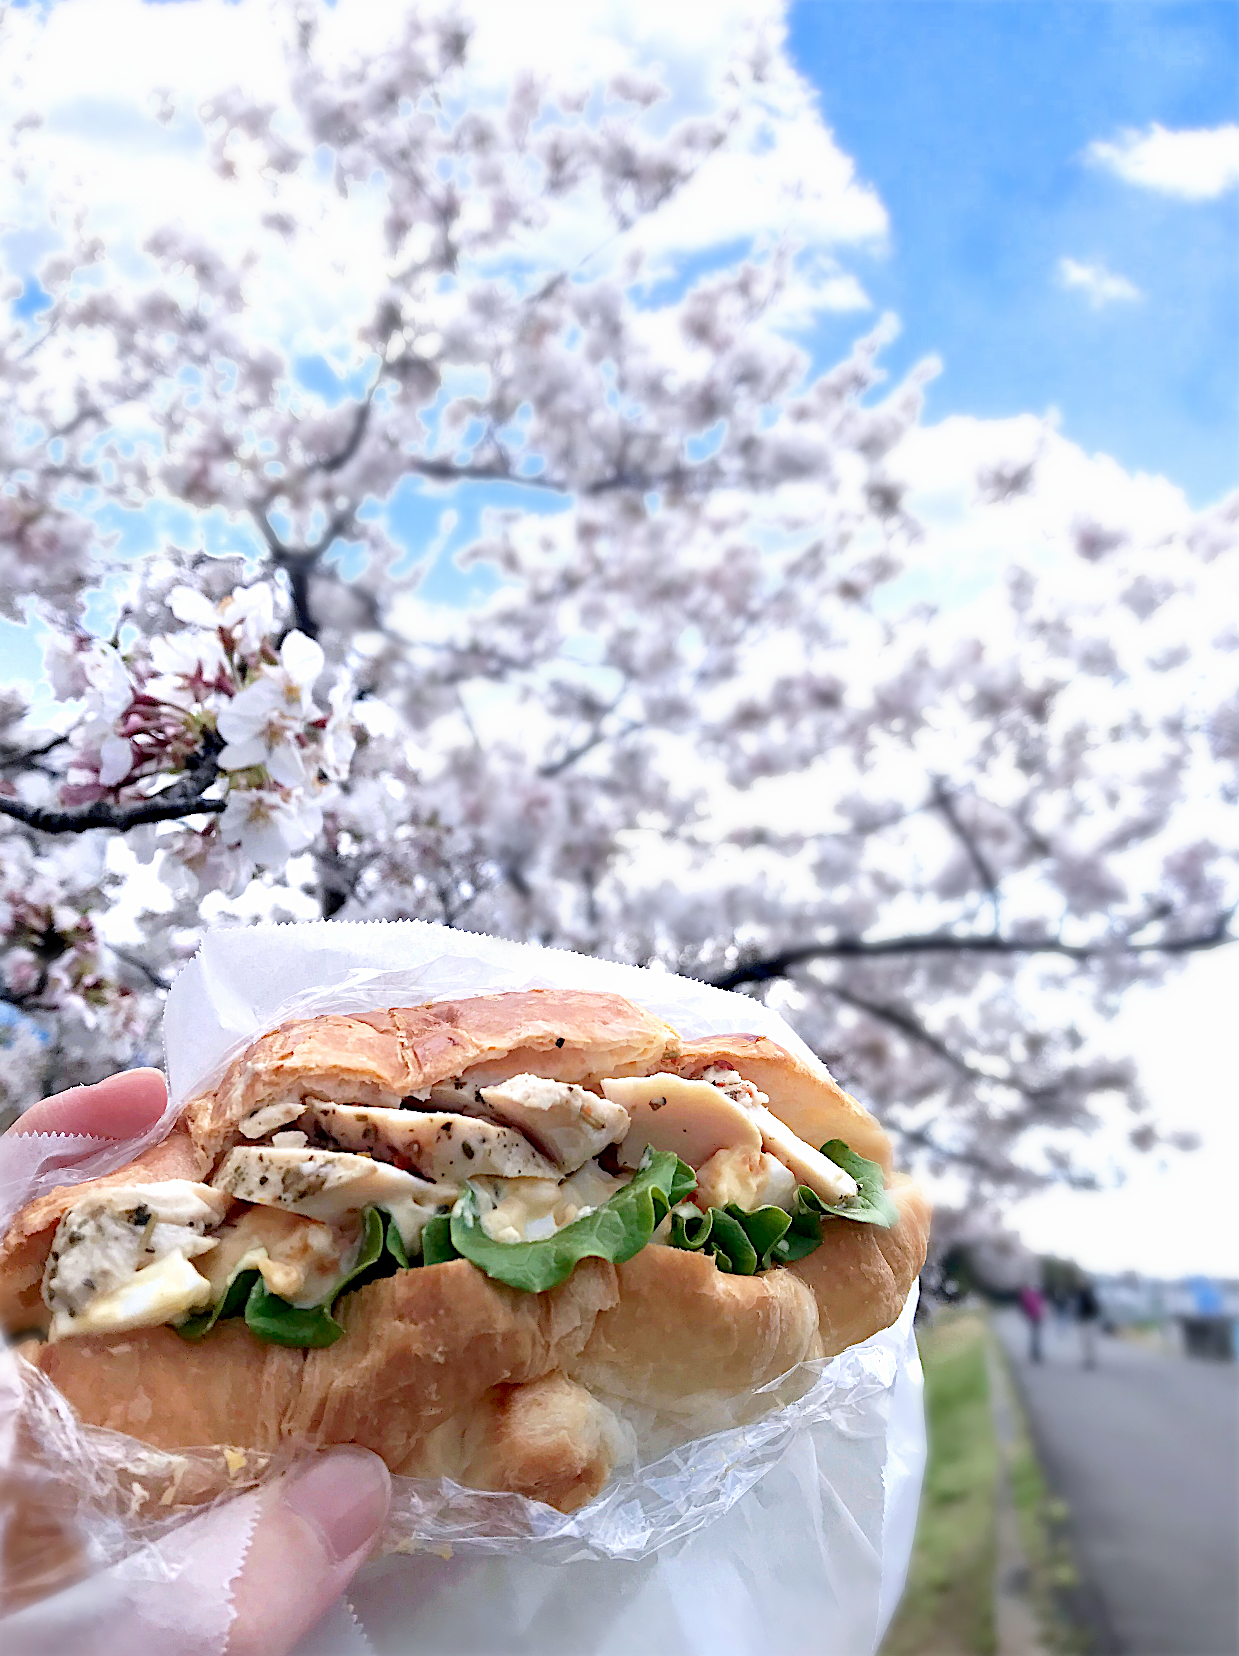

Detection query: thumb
xmin=226 ymin=1449 xmax=391 ymax=1656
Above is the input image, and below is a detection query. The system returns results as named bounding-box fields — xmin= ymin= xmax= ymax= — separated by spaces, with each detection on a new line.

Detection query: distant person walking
xmin=1075 ymin=1281 xmax=1101 ymax=1368
xmin=1019 ymin=1284 xmax=1046 ymax=1362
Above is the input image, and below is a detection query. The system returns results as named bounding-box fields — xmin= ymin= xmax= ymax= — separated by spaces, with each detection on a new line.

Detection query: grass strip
xmin=882 ymin=1309 xmax=997 ymax=1656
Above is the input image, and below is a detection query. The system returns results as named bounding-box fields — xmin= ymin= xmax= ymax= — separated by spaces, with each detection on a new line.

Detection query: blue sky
xmin=787 ymin=0 xmax=1238 ymax=507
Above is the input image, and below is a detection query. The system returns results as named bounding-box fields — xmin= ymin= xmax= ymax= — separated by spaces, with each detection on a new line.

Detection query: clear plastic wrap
xmin=1 ymin=921 xmax=927 ymax=1655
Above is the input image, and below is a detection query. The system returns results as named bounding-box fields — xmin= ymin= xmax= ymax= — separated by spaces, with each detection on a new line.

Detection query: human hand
xmin=3 ymin=1070 xmax=392 ymax=1656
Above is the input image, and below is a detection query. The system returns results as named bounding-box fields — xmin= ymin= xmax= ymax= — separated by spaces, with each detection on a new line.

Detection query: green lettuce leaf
xmin=670 ymin=1201 xmax=798 ymax=1273
xmin=664 ymin=1138 xmax=895 ymax=1272
xmin=771 ymin=1193 xmax=827 ymax=1263
xmin=242 ymin=1203 xmax=389 ymax=1347
xmin=807 ymin=1141 xmax=898 ymax=1228
xmin=698 ymin=1207 xmax=758 ymax=1274
xmin=726 ymin=1203 xmax=794 ymax=1268
xmin=449 ymin=1148 xmax=696 ymax=1293
xmin=666 ymin=1157 xmax=699 ymax=1205
xmin=420 ymin=1213 xmax=460 ymax=1266
xmin=177 ymin=1265 xmax=259 ymax=1341
xmin=384 ymin=1212 xmax=411 ymax=1269
xmin=242 ymin=1285 xmax=346 ymax=1347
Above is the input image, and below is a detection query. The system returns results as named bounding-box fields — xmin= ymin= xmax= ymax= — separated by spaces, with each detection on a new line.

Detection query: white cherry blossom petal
xmin=43 ymin=635 xmax=89 ymax=702
xmin=280 ymin=797 xmax=323 ymax=851
xmin=150 ymin=630 xmax=227 ymax=680
xmin=85 ymin=646 xmax=133 ymax=722
xmin=221 ymin=584 xmax=276 ymax=651
xmin=280 ymin=630 xmax=325 ymax=688
xmin=265 ymin=740 xmax=307 ymax=787
xmin=217 ymin=736 xmax=270 ymax=772
xmin=219 ymin=792 xmax=295 ymax=867
xmin=217 ymin=677 xmax=284 ymax=743
xmin=167 ymin=586 xmax=220 ymax=628
xmin=98 ymin=736 xmax=134 ymax=787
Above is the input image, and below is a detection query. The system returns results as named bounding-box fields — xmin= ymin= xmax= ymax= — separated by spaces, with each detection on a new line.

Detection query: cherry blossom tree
xmin=0 ymin=3 xmax=1234 ymax=1192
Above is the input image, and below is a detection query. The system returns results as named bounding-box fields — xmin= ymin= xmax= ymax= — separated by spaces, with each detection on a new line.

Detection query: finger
xmin=225 ymin=1449 xmax=391 ymax=1656
xmin=10 ymin=1069 xmax=169 ymax=1140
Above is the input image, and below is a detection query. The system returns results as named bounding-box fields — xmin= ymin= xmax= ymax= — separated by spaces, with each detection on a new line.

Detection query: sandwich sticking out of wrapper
xmin=0 ymin=988 xmax=928 ymax=1518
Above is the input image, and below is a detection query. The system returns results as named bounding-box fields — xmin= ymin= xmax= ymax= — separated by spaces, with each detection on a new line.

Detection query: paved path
xmin=994 ymin=1310 xmax=1239 ymax=1656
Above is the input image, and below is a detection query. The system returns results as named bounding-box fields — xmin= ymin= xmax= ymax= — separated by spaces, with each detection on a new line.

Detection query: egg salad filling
xmin=40 ymin=1063 xmax=895 ymax=1346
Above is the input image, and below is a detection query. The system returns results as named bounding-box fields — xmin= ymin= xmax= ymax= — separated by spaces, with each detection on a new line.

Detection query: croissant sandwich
xmin=0 ymin=990 xmax=929 ymax=1515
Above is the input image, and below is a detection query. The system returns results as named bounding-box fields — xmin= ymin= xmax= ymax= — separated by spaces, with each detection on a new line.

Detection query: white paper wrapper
xmin=2 ymin=921 xmax=926 ymax=1655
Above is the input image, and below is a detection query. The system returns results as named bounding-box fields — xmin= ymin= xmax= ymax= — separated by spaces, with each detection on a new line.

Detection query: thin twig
xmin=0 ymin=738 xmax=225 ymax=834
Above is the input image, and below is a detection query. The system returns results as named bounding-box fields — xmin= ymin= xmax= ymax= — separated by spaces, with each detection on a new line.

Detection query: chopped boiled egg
xmin=48 ymin=1249 xmax=213 ymax=1342
xmin=198 ymin=1205 xmax=362 ymax=1307
xmin=471 ymin=1162 xmax=629 ymax=1245
xmin=693 ymin=1146 xmax=799 ymax=1212
xmin=43 ymin=1181 xmax=227 ymax=1322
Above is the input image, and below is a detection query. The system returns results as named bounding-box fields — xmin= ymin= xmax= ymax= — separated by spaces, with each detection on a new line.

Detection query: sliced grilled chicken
xmin=43 ymin=1181 xmax=227 ymax=1324
xmin=209 ymin=1145 xmax=459 ymax=1249
xmin=303 ymin=1100 xmax=557 ymax=1182
xmin=238 ymin=1098 xmax=307 ymax=1140
xmin=48 ymin=1251 xmax=214 ymax=1342
xmin=601 ymin=1073 xmax=763 ymax=1169
xmin=427 ymin=1074 xmax=630 ymax=1173
xmin=745 ymin=1104 xmax=858 ymax=1204
xmin=601 ymin=1072 xmax=858 ymax=1204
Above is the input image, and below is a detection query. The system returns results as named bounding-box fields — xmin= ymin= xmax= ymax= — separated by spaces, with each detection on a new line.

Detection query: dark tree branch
xmin=0 ymin=733 xmax=72 ymax=773
xmin=892 ymin=1119 xmax=1097 ymax=1190
xmin=319 ymin=395 xmax=375 ymax=475
xmin=253 ymin=498 xmax=361 ymax=639
xmin=820 ymin=980 xmax=988 ymax=1086
xmin=538 ymin=726 xmax=615 ymax=779
xmin=110 ymin=946 xmax=172 ymax=993
xmin=537 ymin=691 xmax=638 ymax=779
xmin=811 ymin=985 xmax=1104 ymax=1189
xmin=894 ymin=1121 xmax=1028 ymax=1184
xmin=275 ymin=550 xmax=320 ymax=640
xmin=384 ymin=452 xmax=697 ymax=500
xmin=0 ymin=736 xmax=225 ymax=834
xmin=931 ymin=777 xmax=1001 ymax=931
xmin=251 ymin=508 xmax=290 ymax=559
xmin=708 ymin=909 xmax=1238 ymax=990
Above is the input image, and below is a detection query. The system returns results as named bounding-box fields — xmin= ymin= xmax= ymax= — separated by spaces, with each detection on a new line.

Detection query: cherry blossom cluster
xmin=0 ymin=831 xmax=145 ymax=1120
xmin=31 ymin=578 xmax=355 ymax=892
xmin=0 ymin=2 xmax=1234 ymax=1189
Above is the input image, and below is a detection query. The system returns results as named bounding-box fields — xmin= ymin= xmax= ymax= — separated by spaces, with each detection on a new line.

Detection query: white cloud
xmin=1087 ymin=122 xmax=1239 ymax=201
xmin=1056 ymin=256 xmax=1141 ymax=309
